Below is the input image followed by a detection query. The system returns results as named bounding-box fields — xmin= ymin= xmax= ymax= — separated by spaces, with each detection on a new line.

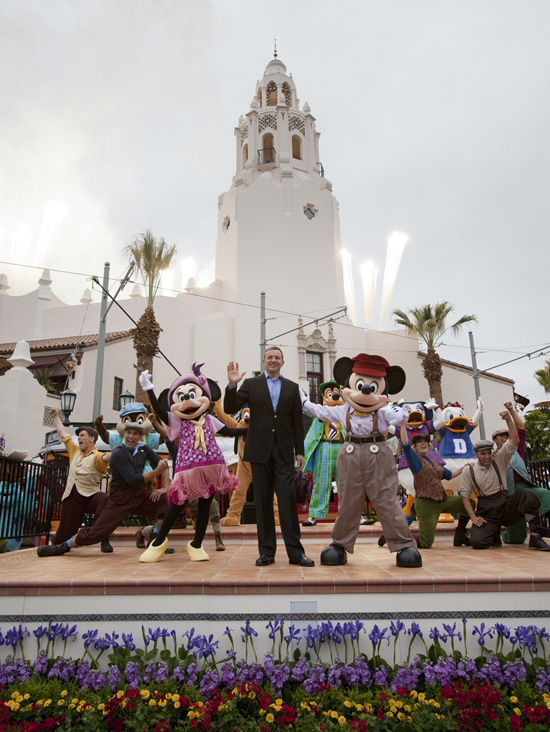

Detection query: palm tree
xmin=125 ymin=229 xmax=177 ymax=402
xmin=392 ymin=302 xmax=477 ymax=405
xmin=534 ymin=360 xmax=550 ymax=395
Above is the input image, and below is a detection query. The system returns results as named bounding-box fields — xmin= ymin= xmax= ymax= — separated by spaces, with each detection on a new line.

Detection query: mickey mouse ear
xmin=386 ymin=366 xmax=406 ymax=395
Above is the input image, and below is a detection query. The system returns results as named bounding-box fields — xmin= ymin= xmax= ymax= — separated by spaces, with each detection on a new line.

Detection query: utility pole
xmin=469 ymin=330 xmax=486 ymax=439
xmin=260 ymin=291 xmax=266 ymax=370
xmin=93 ymin=262 xmax=110 ymax=420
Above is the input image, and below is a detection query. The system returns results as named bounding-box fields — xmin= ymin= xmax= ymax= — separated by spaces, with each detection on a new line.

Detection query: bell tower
xmin=215 ymin=55 xmax=347 ymax=322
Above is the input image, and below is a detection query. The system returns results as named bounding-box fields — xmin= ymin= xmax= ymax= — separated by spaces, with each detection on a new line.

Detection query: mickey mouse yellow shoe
xmin=139 ymin=538 xmax=169 ymax=563
xmin=186 ymin=541 xmax=210 ymax=561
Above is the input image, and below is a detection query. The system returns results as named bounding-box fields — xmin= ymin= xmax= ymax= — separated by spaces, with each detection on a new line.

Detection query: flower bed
xmin=1 ymin=619 xmax=550 ymax=730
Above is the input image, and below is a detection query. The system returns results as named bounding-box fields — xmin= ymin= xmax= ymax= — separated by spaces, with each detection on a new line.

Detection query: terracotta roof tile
xmin=0 ymin=331 xmax=132 ymax=355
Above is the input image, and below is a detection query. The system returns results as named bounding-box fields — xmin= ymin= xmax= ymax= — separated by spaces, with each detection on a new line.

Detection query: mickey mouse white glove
xmin=139 ymin=370 xmax=154 ymax=392
xmin=472 ymin=398 xmax=484 ymax=425
xmin=386 ymin=405 xmax=409 ymax=427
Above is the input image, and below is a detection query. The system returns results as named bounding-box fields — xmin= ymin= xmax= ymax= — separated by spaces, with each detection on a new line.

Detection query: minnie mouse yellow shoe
xmin=139 ymin=538 xmax=169 ymax=563
xmin=186 ymin=541 xmax=210 ymax=561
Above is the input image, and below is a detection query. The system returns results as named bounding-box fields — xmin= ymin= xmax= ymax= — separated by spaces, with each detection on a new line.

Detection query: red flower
xmin=259 ymin=694 xmax=273 ymax=710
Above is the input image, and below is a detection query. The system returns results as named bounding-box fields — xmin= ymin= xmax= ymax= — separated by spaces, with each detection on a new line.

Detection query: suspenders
xmin=468 ymin=460 xmax=504 ymax=497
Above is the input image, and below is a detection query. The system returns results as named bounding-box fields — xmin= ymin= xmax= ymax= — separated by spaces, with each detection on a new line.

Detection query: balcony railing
xmin=257 ymin=147 xmax=276 ymax=166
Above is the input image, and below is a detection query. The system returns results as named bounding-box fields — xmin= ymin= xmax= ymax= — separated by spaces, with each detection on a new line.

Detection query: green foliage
xmin=34 ymin=367 xmax=56 ymax=393
xmin=126 ymin=229 xmax=177 ymax=306
xmin=534 ymin=360 xmax=550 ymax=395
xmin=525 ymin=409 xmax=550 ymax=460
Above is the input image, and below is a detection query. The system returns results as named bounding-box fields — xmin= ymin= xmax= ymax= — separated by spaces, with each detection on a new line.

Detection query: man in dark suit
xmin=224 ymin=347 xmax=314 ymax=567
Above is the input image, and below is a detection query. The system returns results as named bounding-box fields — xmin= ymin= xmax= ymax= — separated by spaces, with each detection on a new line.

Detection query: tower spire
xmin=273 ymin=38 xmax=277 ymax=58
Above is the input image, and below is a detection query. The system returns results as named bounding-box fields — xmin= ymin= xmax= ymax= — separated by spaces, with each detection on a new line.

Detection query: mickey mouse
xmin=301 ymin=353 xmax=422 ymax=568
xmin=137 ymin=364 xmax=241 ymax=562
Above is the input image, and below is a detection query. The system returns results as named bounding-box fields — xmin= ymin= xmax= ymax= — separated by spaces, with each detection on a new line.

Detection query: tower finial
xmin=274 ymin=38 xmax=277 ymax=58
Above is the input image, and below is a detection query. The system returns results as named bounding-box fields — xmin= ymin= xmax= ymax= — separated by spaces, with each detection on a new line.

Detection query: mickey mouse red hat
xmin=351 ymin=353 xmax=390 ymax=377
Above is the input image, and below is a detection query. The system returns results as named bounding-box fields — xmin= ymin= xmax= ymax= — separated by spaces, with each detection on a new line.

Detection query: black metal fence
xmin=528 ymin=457 xmax=550 ymax=537
xmin=0 ymin=455 xmax=69 ymax=547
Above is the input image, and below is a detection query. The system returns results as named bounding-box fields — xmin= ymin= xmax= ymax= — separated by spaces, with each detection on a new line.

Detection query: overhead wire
xmin=2 ymin=258 xmax=547 ymax=369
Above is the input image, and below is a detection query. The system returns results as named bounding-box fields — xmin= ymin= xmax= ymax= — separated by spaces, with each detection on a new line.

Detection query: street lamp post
xmin=60 ymin=388 xmax=77 ymax=426
xmin=119 ymin=390 xmax=135 ymax=409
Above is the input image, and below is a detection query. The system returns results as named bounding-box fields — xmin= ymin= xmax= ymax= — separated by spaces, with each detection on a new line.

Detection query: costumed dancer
xmin=301 ymin=381 xmax=344 ymax=527
xmin=379 ymin=424 xmax=473 ymax=549
xmin=301 ymin=353 xmax=422 ymax=568
xmin=95 ymin=402 xmax=167 ymax=553
xmin=396 ymin=399 xmax=445 ymax=517
xmin=213 ymin=402 xmax=281 ymax=527
xmin=138 ymin=364 xmax=240 ymax=562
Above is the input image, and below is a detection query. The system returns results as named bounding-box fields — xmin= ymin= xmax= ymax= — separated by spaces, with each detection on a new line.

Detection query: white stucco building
xmin=0 ymin=56 xmax=514 ymax=456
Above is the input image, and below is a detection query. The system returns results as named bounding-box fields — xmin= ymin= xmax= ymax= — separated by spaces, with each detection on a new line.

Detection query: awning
xmin=29 ymin=354 xmax=70 ymax=369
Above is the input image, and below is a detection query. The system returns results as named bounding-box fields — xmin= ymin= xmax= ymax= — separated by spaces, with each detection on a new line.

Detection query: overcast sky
xmin=1 ymin=0 xmax=549 ymax=406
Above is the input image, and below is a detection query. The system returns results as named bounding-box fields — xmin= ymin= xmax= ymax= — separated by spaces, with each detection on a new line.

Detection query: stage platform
xmin=1 ymin=521 xmax=550 ymax=660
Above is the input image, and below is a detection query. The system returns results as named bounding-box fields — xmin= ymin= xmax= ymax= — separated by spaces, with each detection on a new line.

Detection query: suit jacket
xmin=224 ymin=374 xmax=304 ymax=464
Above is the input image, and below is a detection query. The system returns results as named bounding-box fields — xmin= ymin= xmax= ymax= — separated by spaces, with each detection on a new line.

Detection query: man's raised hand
xmin=227 ymin=361 xmax=245 ymax=387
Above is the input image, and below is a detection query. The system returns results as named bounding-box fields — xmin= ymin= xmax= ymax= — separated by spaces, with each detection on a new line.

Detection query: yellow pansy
xmin=174 ymin=702 xmax=181 ymax=709
xmin=338 ymin=716 xmax=346 ymax=725
xmin=140 ymin=690 xmax=150 ymax=700
xmin=331 ymin=710 xmax=339 ymax=718
xmin=510 ymin=696 xmax=518 ymax=703
xmin=266 ymin=713 xmax=275 ymax=723
xmin=514 ymin=708 xmax=522 ymax=716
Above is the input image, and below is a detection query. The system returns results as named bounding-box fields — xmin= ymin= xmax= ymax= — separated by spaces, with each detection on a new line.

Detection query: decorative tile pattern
xmin=2 ymin=610 xmax=550 ymax=623
xmin=258 ymin=114 xmax=277 ymax=133
xmin=289 ymin=116 xmax=305 ymax=136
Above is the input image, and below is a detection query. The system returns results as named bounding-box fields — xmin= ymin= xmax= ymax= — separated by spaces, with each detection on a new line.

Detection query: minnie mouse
xmin=137 ymin=364 xmax=240 ymax=562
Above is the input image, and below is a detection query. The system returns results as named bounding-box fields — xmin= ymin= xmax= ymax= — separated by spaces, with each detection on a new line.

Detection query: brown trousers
xmin=75 ymin=484 xmax=168 ymax=547
xmin=54 ymin=487 xmax=109 ymax=544
xmin=333 ymin=442 xmax=417 ymax=553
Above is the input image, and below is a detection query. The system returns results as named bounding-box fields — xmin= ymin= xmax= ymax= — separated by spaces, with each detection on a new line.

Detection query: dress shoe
xmin=529 ymin=534 xmax=550 ymax=551
xmin=289 ymin=553 xmax=315 ymax=567
xmin=215 ymin=533 xmax=225 ymax=551
xmin=255 ymin=554 xmax=275 ymax=566
xmin=302 ymin=517 xmax=317 ymax=527
xmin=37 ymin=542 xmax=70 ymax=557
xmin=101 ymin=539 xmax=113 ymax=553
xmin=360 ymin=516 xmax=375 ymax=525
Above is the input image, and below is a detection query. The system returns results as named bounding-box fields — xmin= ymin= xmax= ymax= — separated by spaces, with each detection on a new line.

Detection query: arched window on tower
xmin=266 ymin=81 xmax=277 ymax=106
xmin=292 ymin=135 xmax=302 ymax=160
xmin=261 ymin=133 xmax=275 ymax=164
xmin=282 ymin=82 xmax=291 ymax=106
xmin=243 ymin=143 xmax=248 ymax=167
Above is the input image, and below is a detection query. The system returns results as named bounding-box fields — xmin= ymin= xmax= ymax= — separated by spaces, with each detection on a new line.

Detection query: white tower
xmin=215 ymin=56 xmax=347 ymax=322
